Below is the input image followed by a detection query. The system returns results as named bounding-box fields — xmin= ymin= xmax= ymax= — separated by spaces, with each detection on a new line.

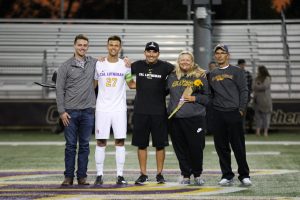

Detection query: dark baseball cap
xmin=214 ymin=43 xmax=229 ymax=53
xmin=145 ymin=41 xmax=159 ymax=52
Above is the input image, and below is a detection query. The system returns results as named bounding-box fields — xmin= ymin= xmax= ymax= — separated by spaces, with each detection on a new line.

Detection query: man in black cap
xmin=208 ymin=44 xmax=252 ymax=186
xmin=131 ymin=41 xmax=174 ymax=184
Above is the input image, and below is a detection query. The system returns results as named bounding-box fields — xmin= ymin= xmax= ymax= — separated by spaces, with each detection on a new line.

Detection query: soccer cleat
xmin=194 ymin=177 xmax=205 ymax=185
xmin=94 ymin=175 xmax=103 ymax=185
xmin=218 ymin=178 xmax=234 ymax=186
xmin=135 ymin=174 xmax=149 ymax=184
xmin=179 ymin=178 xmax=190 ymax=184
xmin=116 ymin=176 xmax=128 ymax=185
xmin=240 ymin=178 xmax=252 ymax=186
xmin=156 ymin=173 xmax=166 ymax=184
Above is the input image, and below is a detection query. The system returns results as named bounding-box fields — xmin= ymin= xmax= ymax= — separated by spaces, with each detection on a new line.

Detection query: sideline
xmin=0 ymin=141 xmax=300 ymax=146
xmin=0 ymin=169 xmax=298 ymax=200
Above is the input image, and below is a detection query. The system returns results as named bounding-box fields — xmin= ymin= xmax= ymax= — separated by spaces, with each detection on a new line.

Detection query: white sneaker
xmin=218 ymin=178 xmax=234 ymax=186
xmin=179 ymin=178 xmax=190 ymax=184
xmin=194 ymin=177 xmax=205 ymax=185
xmin=240 ymin=178 xmax=252 ymax=186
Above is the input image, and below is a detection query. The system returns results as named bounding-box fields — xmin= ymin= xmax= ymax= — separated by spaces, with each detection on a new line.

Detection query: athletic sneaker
xmin=135 ymin=174 xmax=149 ymax=184
xmin=194 ymin=177 xmax=205 ymax=185
xmin=218 ymin=178 xmax=234 ymax=186
xmin=94 ymin=175 xmax=103 ymax=185
xmin=179 ymin=178 xmax=190 ymax=184
xmin=156 ymin=173 xmax=166 ymax=184
xmin=240 ymin=178 xmax=252 ymax=186
xmin=116 ymin=176 xmax=128 ymax=185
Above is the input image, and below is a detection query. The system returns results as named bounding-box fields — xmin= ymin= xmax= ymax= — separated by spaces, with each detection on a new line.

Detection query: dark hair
xmin=256 ymin=65 xmax=271 ymax=82
xmin=74 ymin=34 xmax=89 ymax=44
xmin=237 ymin=59 xmax=246 ymax=65
xmin=107 ymin=35 xmax=122 ymax=44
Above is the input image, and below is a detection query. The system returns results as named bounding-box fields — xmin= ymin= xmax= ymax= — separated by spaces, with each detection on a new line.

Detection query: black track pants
xmin=210 ymin=108 xmax=250 ymax=181
xmin=170 ymin=116 xmax=205 ymax=178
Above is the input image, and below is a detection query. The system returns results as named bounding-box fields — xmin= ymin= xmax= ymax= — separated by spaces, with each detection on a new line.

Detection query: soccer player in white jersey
xmin=94 ymin=35 xmax=135 ymax=185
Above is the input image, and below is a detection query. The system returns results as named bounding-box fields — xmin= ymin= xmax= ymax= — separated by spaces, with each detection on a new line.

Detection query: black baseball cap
xmin=145 ymin=41 xmax=159 ymax=52
xmin=214 ymin=43 xmax=229 ymax=53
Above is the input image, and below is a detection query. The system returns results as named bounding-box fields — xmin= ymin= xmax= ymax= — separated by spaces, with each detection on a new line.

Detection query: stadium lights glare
xmin=196 ymin=7 xmax=208 ymax=19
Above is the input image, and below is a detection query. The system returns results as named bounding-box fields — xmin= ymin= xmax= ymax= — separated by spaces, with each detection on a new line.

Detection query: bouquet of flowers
xmin=168 ymin=79 xmax=203 ymax=119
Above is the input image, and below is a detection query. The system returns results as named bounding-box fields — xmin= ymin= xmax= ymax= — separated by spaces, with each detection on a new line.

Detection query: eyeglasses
xmin=214 ymin=52 xmax=228 ymax=55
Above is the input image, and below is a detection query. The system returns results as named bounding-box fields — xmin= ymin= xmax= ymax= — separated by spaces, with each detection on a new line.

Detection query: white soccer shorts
xmin=95 ymin=111 xmax=127 ymax=139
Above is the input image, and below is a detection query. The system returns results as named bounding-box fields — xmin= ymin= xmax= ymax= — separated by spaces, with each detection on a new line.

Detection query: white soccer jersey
xmin=94 ymin=58 xmax=131 ymax=112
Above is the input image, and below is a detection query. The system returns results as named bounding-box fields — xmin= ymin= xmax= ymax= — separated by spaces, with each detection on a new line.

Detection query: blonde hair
xmin=175 ymin=51 xmax=206 ymax=80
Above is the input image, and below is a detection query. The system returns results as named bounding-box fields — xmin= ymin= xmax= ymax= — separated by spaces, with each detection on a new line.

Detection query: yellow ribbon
xmin=168 ymin=86 xmax=193 ymax=119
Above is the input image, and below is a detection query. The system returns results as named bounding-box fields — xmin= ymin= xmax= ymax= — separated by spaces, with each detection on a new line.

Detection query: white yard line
xmin=0 ymin=141 xmax=300 ymax=146
xmin=212 ymin=151 xmax=281 ymax=155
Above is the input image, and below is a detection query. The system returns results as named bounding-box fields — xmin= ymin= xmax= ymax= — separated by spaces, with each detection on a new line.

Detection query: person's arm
xmin=167 ymin=62 xmax=175 ymax=74
xmin=206 ymin=72 xmax=215 ymax=100
xmin=123 ymin=56 xmax=132 ymax=68
xmin=56 ymin=64 xmax=67 ymax=114
xmin=127 ymin=79 xmax=136 ymax=89
xmin=125 ymin=72 xmax=136 ymax=89
xmin=236 ymin=69 xmax=248 ymax=116
xmin=94 ymin=80 xmax=98 ymax=89
xmin=55 ymin=64 xmax=71 ymax=126
xmin=253 ymin=76 xmax=270 ymax=92
xmin=94 ymin=61 xmax=101 ymax=89
xmin=183 ymin=95 xmax=196 ymax=102
xmin=165 ymin=74 xmax=173 ymax=96
xmin=131 ymin=60 xmax=138 ymax=75
xmin=185 ymin=77 xmax=210 ymax=106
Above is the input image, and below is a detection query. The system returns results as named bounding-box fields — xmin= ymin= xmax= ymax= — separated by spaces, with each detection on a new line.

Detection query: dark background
xmin=0 ymin=0 xmax=299 ymax=20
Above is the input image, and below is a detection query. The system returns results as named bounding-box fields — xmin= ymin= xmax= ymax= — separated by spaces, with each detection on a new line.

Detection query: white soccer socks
xmin=115 ymin=146 xmax=125 ymax=177
xmin=95 ymin=145 xmax=125 ymax=177
xmin=95 ymin=146 xmax=106 ymax=176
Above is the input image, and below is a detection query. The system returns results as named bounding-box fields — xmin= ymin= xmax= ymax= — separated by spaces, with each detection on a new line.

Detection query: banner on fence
xmin=0 ymin=99 xmax=299 ymax=131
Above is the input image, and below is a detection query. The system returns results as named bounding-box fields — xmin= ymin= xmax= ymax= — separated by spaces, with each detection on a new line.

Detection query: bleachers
xmin=217 ymin=22 xmax=300 ymax=98
xmin=0 ymin=19 xmax=300 ymax=99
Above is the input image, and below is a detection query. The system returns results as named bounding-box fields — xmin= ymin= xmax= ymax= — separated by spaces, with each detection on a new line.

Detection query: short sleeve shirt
xmin=94 ymin=58 xmax=131 ymax=112
xmin=131 ymin=60 xmax=174 ymax=115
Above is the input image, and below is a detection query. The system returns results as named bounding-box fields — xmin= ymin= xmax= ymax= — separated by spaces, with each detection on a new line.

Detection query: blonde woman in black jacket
xmin=167 ymin=51 xmax=209 ymax=185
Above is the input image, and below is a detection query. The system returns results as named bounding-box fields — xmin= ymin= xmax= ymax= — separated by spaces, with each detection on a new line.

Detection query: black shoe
xmin=135 ymin=174 xmax=149 ymax=184
xmin=94 ymin=175 xmax=103 ymax=185
xmin=116 ymin=176 xmax=128 ymax=185
xmin=156 ymin=173 xmax=165 ymax=184
xmin=77 ymin=177 xmax=89 ymax=185
xmin=61 ymin=177 xmax=73 ymax=186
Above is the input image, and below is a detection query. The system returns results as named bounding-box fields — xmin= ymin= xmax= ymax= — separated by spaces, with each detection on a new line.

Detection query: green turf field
xmin=0 ymin=131 xmax=299 ymax=199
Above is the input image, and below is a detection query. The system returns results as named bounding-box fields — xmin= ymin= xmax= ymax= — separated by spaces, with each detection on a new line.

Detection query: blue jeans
xmin=63 ymin=107 xmax=95 ymax=179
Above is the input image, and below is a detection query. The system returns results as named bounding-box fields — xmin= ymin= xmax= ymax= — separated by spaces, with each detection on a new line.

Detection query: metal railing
xmin=0 ymin=19 xmax=299 ymax=99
